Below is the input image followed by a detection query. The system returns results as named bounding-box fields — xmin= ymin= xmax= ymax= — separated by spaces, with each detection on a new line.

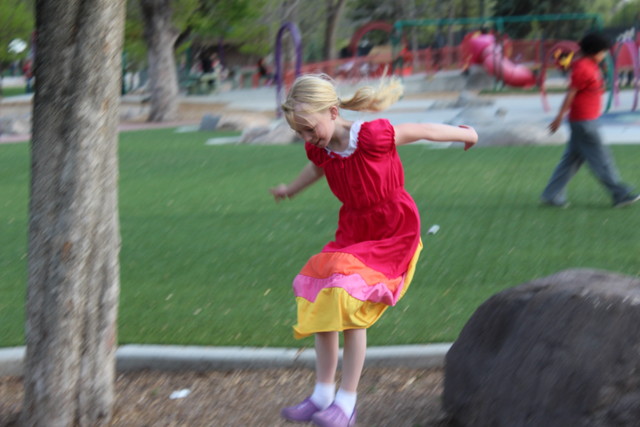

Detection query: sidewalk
xmin=1 ymin=93 xmax=202 ymax=144
xmin=3 ymin=78 xmax=639 ymax=145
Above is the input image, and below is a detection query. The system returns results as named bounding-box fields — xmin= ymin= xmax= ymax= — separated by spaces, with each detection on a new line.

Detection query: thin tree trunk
xmin=140 ymin=0 xmax=179 ymax=122
xmin=22 ymin=0 xmax=124 ymax=425
xmin=323 ymin=0 xmax=347 ymax=61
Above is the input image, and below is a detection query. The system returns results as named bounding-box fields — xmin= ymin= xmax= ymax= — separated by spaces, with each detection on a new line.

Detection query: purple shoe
xmin=311 ymin=403 xmax=357 ymax=427
xmin=281 ymin=397 xmax=321 ymax=422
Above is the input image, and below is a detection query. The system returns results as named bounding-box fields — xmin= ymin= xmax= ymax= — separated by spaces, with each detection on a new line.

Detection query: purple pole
xmin=275 ymin=22 xmax=303 ymax=117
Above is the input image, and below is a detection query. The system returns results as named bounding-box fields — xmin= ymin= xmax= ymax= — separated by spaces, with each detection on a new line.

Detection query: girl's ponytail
xmin=338 ymin=78 xmax=404 ymax=112
xmin=282 ymin=74 xmax=404 ymax=122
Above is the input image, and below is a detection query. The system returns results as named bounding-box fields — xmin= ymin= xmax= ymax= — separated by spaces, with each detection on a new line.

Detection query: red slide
xmin=465 ymin=32 xmax=536 ymax=88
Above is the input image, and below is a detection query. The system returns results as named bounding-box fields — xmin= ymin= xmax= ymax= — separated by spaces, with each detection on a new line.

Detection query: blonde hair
xmin=281 ymin=74 xmax=403 ymax=124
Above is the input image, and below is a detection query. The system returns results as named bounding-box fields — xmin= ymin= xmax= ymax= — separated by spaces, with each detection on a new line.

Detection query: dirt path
xmin=1 ymin=367 xmax=448 ymax=426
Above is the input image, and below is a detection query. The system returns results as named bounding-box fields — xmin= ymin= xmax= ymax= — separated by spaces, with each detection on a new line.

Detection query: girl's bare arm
xmin=270 ymin=161 xmax=325 ymax=202
xmin=394 ymin=123 xmax=478 ymax=150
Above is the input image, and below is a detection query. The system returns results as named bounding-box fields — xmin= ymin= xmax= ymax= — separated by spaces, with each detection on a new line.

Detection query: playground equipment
xmin=274 ymin=22 xmax=303 ymax=116
xmin=612 ymin=38 xmax=640 ymax=112
xmin=463 ymin=31 xmax=536 ymax=87
xmin=272 ymin=21 xmax=400 ymax=87
xmin=269 ymin=13 xmax=639 ymax=115
xmin=392 ymin=13 xmax=611 ymax=110
xmin=539 ymin=35 xmax=640 ymax=113
xmin=348 ymin=21 xmax=395 ymax=60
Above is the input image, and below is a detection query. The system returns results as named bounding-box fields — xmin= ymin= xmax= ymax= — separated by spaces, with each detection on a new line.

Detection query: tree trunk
xmin=22 ymin=0 xmax=124 ymax=425
xmin=140 ymin=0 xmax=179 ymax=122
xmin=323 ymin=0 xmax=347 ymax=61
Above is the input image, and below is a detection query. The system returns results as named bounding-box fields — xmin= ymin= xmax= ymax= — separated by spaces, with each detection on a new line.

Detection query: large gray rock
xmin=216 ymin=113 xmax=271 ymax=131
xmin=0 ymin=114 xmax=31 ymax=135
xmin=240 ymin=119 xmax=302 ymax=145
xmin=407 ymin=67 xmax=496 ymax=92
xmin=198 ymin=114 xmax=221 ymax=131
xmin=446 ymin=106 xmax=566 ymax=146
xmin=444 ymin=269 xmax=640 ymax=427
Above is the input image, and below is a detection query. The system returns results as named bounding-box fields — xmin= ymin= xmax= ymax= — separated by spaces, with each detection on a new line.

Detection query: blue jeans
xmin=541 ymin=120 xmax=632 ymax=205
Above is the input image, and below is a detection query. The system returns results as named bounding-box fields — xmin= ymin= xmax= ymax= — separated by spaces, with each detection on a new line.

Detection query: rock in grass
xmin=240 ymin=119 xmax=302 ymax=145
xmin=443 ymin=269 xmax=640 ymax=427
xmin=199 ymin=114 xmax=221 ymax=131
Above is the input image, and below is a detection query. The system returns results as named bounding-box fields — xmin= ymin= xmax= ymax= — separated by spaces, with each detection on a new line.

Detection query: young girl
xmin=271 ymin=74 xmax=477 ymax=427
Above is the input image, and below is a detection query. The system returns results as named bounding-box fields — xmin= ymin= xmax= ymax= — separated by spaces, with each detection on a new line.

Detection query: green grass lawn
xmin=1 ymin=128 xmax=639 ymax=348
xmin=0 ymin=86 xmax=29 ymax=98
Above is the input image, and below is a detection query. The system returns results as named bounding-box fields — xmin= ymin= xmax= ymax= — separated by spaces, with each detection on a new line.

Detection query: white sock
xmin=334 ymin=388 xmax=357 ymax=417
xmin=310 ymin=382 xmax=335 ymax=410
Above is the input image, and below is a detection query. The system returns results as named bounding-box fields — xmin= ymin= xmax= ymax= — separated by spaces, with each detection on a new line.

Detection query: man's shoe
xmin=614 ymin=194 xmax=640 ymax=208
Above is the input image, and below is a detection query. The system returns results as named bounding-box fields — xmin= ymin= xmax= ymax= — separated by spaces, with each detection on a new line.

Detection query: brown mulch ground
xmin=0 ymin=367 xmax=448 ymax=426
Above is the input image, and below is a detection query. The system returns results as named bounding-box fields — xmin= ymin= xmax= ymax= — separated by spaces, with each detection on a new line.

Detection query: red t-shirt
xmin=569 ymin=57 xmax=604 ymax=121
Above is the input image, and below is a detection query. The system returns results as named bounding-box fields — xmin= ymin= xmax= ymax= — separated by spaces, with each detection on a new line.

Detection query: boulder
xmin=216 ymin=113 xmax=271 ymax=132
xmin=444 ymin=269 xmax=640 ymax=427
xmin=474 ymin=121 xmax=567 ymax=146
xmin=0 ymin=114 xmax=31 ymax=135
xmin=408 ymin=67 xmax=496 ymax=92
xmin=240 ymin=119 xmax=302 ymax=145
xmin=446 ymin=106 xmax=566 ymax=146
xmin=119 ymin=107 xmax=149 ymax=122
xmin=198 ymin=114 xmax=221 ymax=131
xmin=429 ymin=91 xmax=494 ymax=110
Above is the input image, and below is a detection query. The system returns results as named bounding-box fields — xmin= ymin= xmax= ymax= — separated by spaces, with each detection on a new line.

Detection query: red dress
xmin=292 ymin=119 xmax=422 ymax=338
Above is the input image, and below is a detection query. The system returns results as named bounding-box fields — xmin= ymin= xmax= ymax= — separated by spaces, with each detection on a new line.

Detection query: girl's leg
xmin=340 ymin=328 xmax=367 ymax=392
xmin=311 ymin=331 xmax=339 ymax=409
xmin=281 ymin=331 xmax=339 ymax=421
xmin=315 ymin=331 xmax=340 ymax=384
xmin=333 ymin=328 xmax=367 ymax=418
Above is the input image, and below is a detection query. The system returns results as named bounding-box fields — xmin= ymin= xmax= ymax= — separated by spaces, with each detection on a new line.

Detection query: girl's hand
xmin=458 ymin=125 xmax=478 ymax=151
xmin=270 ymin=184 xmax=290 ymax=202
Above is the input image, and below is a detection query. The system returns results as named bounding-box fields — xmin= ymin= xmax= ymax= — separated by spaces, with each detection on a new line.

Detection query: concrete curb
xmin=0 ymin=348 xmax=26 ymax=377
xmin=0 ymin=344 xmax=451 ymax=377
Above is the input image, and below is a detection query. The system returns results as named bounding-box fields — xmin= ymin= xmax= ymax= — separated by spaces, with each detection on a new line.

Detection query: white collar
xmin=325 ymin=121 xmax=362 ymax=157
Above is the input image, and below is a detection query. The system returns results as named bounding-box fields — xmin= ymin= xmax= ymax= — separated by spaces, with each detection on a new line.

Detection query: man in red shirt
xmin=541 ymin=31 xmax=639 ymax=208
